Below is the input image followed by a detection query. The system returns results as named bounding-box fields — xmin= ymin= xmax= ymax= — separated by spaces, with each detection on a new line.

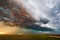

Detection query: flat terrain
xmin=0 ymin=34 xmax=60 ymax=40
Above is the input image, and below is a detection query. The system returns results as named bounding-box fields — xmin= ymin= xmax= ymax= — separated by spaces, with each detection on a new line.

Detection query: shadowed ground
xmin=0 ymin=34 xmax=60 ymax=40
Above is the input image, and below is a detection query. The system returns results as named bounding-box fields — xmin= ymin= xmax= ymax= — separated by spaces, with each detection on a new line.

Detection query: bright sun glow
xmin=0 ymin=32 xmax=5 ymax=34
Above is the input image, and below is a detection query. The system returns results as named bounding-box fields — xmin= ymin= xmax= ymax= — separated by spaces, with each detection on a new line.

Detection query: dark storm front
xmin=0 ymin=0 xmax=60 ymax=34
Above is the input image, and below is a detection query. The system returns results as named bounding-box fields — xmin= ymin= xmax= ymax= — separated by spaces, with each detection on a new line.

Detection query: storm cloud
xmin=0 ymin=0 xmax=60 ymax=34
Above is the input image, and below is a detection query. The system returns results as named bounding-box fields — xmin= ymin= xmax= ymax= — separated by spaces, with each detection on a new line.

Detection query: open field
xmin=0 ymin=34 xmax=60 ymax=40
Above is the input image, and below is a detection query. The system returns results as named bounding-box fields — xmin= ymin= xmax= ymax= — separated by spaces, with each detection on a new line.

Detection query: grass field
xmin=0 ymin=34 xmax=60 ymax=40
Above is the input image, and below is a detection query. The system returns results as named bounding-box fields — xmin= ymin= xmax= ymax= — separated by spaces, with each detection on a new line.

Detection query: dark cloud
xmin=39 ymin=18 xmax=49 ymax=24
xmin=0 ymin=0 xmax=56 ymax=34
xmin=22 ymin=23 xmax=54 ymax=31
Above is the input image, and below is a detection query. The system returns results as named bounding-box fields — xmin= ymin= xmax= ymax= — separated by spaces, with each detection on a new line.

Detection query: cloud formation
xmin=0 ymin=0 xmax=60 ymax=34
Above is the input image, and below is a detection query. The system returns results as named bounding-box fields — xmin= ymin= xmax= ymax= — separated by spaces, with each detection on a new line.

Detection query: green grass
xmin=0 ymin=34 xmax=60 ymax=40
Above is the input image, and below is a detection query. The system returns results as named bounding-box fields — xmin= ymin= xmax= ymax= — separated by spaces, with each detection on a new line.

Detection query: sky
xmin=0 ymin=0 xmax=60 ymax=34
xmin=13 ymin=0 xmax=60 ymax=34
